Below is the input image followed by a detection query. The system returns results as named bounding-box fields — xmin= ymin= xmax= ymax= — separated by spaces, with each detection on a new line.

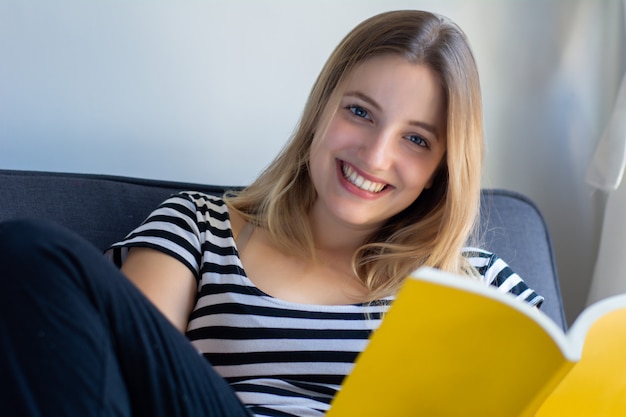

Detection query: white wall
xmin=1 ymin=0 xmax=624 ymax=324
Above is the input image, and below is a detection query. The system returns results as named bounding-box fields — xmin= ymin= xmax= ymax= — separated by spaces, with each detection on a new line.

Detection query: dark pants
xmin=0 ymin=219 xmax=251 ymax=417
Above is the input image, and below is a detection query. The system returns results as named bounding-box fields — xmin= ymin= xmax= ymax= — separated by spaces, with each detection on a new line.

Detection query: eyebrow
xmin=344 ymin=91 xmax=441 ymax=140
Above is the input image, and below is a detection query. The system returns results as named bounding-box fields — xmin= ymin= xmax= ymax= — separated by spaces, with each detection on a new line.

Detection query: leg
xmin=0 ymin=219 xmax=251 ymax=417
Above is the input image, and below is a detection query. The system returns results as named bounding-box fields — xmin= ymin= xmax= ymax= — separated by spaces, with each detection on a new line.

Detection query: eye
xmin=405 ymin=134 xmax=430 ymax=149
xmin=346 ymin=104 xmax=372 ymax=121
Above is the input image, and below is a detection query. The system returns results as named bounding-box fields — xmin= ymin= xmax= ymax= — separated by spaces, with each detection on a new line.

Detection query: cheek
xmin=309 ymin=129 xmax=342 ymax=173
xmin=319 ymin=114 xmax=363 ymax=150
xmin=401 ymin=156 xmax=443 ymax=192
xmin=317 ymin=121 xmax=341 ymax=152
xmin=308 ymin=134 xmax=331 ymax=189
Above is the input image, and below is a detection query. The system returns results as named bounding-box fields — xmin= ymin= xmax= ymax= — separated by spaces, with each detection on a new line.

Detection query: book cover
xmin=326 ymin=267 xmax=626 ymax=417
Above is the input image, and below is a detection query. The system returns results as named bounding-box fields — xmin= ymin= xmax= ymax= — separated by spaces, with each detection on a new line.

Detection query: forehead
xmin=342 ymin=54 xmax=440 ymax=92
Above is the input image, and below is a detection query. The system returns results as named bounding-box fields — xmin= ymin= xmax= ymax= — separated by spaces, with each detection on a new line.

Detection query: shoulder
xmin=462 ymin=247 xmax=544 ymax=307
xmin=106 ymin=191 xmax=232 ymax=272
xmin=461 ymin=247 xmax=515 ymax=285
xmin=159 ymin=191 xmax=230 ymax=225
xmin=169 ymin=191 xmax=227 ymax=213
xmin=462 ymin=247 xmax=501 ymax=276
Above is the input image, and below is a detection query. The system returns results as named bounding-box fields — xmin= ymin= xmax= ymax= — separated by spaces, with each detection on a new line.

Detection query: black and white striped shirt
xmin=107 ymin=191 xmax=543 ymax=417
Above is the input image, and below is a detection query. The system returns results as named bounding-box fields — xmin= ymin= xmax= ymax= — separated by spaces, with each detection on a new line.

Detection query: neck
xmin=307 ymin=206 xmax=377 ymax=258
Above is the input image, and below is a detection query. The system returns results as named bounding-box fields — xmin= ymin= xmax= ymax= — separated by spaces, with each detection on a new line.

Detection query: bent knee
xmin=0 ymin=218 xmax=76 ymax=260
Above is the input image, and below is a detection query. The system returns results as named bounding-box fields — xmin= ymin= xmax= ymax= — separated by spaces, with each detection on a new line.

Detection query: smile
xmin=341 ymin=162 xmax=387 ymax=193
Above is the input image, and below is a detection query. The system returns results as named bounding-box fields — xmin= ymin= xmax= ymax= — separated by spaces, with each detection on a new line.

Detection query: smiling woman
xmin=226 ymin=11 xmax=486 ymax=299
xmin=308 ymin=55 xmax=446 ymax=238
xmin=0 ymin=10 xmax=543 ymax=417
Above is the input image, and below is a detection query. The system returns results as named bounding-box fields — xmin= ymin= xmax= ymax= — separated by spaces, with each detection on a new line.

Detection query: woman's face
xmin=308 ymin=54 xmax=447 ymax=233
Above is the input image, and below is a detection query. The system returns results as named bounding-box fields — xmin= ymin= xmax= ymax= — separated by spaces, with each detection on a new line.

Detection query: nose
xmin=359 ymin=129 xmax=395 ymax=171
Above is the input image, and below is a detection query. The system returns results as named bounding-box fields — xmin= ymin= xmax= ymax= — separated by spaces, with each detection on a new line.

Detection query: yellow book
xmin=325 ymin=267 xmax=626 ymax=417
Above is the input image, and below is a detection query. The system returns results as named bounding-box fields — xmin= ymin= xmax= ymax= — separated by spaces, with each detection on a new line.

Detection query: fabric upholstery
xmin=478 ymin=189 xmax=565 ymax=329
xmin=0 ymin=169 xmax=565 ymax=330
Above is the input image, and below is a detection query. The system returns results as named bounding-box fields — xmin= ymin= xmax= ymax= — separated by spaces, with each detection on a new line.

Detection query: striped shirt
xmin=106 ymin=191 xmax=543 ymax=417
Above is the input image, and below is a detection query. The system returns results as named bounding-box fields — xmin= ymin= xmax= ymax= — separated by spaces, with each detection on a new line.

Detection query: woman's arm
xmin=121 ymin=247 xmax=197 ymax=333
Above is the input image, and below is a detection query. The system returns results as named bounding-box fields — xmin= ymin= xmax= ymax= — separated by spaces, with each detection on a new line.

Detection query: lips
xmin=341 ymin=162 xmax=387 ymax=193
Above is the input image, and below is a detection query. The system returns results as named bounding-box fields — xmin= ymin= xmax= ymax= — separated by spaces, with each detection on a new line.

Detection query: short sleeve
xmin=105 ymin=192 xmax=204 ymax=279
xmin=463 ymin=248 xmax=545 ymax=308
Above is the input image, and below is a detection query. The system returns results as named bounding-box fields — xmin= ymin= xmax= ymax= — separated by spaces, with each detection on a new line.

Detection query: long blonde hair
xmin=226 ymin=10 xmax=484 ymax=299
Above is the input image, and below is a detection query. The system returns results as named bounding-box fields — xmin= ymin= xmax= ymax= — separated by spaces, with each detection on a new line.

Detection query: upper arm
xmin=121 ymin=247 xmax=197 ymax=332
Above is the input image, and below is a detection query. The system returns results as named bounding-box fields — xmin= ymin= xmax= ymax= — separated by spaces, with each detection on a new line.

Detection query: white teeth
xmin=341 ymin=163 xmax=386 ymax=193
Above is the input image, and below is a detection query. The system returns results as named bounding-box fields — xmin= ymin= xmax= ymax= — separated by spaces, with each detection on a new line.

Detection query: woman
xmin=0 ymin=10 xmax=542 ymax=417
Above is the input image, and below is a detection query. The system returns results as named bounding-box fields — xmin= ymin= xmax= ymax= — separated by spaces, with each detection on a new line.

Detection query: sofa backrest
xmin=478 ymin=188 xmax=565 ymax=329
xmin=0 ymin=169 xmax=566 ymax=330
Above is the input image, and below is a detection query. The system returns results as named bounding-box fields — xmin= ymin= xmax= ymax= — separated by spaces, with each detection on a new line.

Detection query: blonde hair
xmin=226 ymin=10 xmax=484 ymax=299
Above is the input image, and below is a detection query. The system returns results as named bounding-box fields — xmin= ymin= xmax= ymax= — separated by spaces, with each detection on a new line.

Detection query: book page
xmin=536 ymin=301 xmax=626 ymax=416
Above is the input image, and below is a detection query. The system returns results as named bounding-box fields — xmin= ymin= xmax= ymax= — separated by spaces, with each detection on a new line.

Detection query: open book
xmin=326 ymin=267 xmax=626 ymax=417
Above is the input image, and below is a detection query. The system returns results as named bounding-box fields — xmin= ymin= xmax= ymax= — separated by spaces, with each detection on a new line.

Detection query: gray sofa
xmin=0 ymin=168 xmax=566 ymax=330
